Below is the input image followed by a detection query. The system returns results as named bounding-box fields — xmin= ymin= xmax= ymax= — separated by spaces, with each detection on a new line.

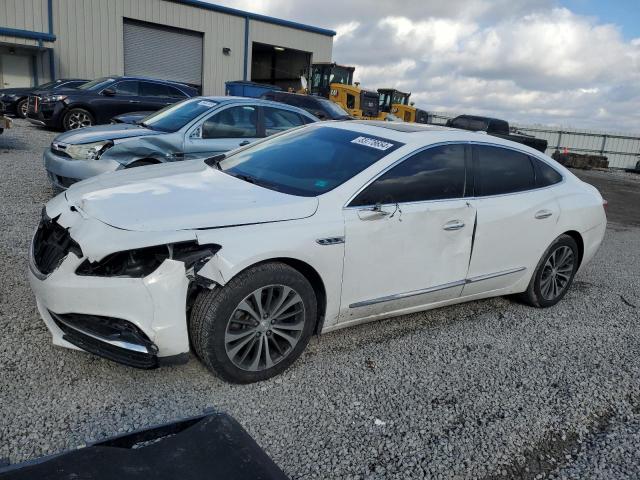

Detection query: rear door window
xmin=202 ymin=106 xmax=258 ymax=139
xmin=166 ymin=85 xmax=188 ymax=98
xmin=473 ymin=145 xmax=535 ymax=196
xmin=113 ymin=81 xmax=139 ymax=96
xmin=532 ymin=157 xmax=563 ymax=187
xmin=350 ymin=144 xmax=467 ymax=206
xmin=140 ymin=82 xmax=169 ymax=97
xmin=263 ymin=107 xmax=306 ymax=136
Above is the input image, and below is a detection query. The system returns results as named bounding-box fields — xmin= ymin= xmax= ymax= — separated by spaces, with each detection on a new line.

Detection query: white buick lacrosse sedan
xmin=28 ymin=121 xmax=606 ymax=383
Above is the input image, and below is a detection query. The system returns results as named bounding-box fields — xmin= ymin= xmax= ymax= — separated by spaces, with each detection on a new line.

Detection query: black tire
xmin=16 ymin=98 xmax=28 ymax=119
xmin=518 ymin=234 xmax=579 ymax=308
xmin=63 ymin=108 xmax=94 ymax=131
xmin=125 ymin=159 xmax=159 ymax=169
xmin=190 ymin=262 xmax=317 ymax=383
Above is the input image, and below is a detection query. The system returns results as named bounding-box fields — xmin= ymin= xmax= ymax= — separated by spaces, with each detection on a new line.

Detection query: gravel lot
xmin=1 ymin=119 xmax=639 ymax=479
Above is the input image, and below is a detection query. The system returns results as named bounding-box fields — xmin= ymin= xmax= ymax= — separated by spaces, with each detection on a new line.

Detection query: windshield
xmin=218 ymin=126 xmax=403 ymax=197
xmin=321 ymin=100 xmax=350 ymax=117
xmin=78 ymin=77 xmax=114 ymax=91
xmin=379 ymin=92 xmax=392 ymax=109
xmin=141 ymin=98 xmax=217 ymax=132
xmin=37 ymin=80 xmax=57 ymax=89
xmin=330 ymin=66 xmax=353 ymax=85
xmin=393 ymin=92 xmax=409 ymax=105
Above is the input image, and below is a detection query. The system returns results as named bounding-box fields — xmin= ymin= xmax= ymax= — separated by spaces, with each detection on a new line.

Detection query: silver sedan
xmin=43 ymin=96 xmax=318 ymax=189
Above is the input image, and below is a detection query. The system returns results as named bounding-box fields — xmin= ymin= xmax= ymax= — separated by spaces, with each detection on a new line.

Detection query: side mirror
xmin=314 ymin=110 xmax=327 ymax=120
xmin=102 ymin=88 xmax=116 ymax=96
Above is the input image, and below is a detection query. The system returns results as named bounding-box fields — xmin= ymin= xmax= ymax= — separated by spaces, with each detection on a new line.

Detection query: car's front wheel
xmin=16 ymin=98 xmax=28 ymax=118
xmin=63 ymin=108 xmax=94 ymax=130
xmin=519 ymin=234 xmax=579 ymax=308
xmin=190 ymin=262 xmax=317 ymax=383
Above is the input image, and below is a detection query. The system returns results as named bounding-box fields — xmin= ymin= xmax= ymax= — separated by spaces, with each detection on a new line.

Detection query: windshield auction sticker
xmin=198 ymin=101 xmax=216 ymax=107
xmin=351 ymin=136 xmax=395 ymax=151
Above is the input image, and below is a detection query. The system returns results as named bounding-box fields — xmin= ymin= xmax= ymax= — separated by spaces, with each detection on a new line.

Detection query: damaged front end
xmin=28 ymin=204 xmax=224 ymax=369
xmin=75 ymin=241 xmax=220 ymax=287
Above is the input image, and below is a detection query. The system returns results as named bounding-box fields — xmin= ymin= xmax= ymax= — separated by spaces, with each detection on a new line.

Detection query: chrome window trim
xmin=349 ymin=266 xmax=526 ymax=308
xmin=349 ymin=279 xmax=466 ymax=308
xmin=466 ymin=266 xmax=526 ymax=284
xmin=342 ymin=140 xmax=566 ymax=209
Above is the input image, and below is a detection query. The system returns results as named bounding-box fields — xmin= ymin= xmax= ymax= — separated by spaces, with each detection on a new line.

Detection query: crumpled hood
xmin=63 ymin=160 xmax=318 ymax=232
xmin=54 ymin=123 xmax=162 ymax=144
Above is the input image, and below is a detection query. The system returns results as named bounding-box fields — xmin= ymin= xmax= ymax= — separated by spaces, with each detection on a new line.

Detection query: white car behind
xmin=28 ymin=121 xmax=607 ymax=383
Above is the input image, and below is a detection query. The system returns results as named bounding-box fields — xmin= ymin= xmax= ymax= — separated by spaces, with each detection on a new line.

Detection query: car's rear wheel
xmin=63 ymin=108 xmax=94 ymax=130
xmin=519 ymin=234 xmax=579 ymax=308
xmin=190 ymin=262 xmax=317 ymax=383
xmin=16 ymin=98 xmax=28 ymax=118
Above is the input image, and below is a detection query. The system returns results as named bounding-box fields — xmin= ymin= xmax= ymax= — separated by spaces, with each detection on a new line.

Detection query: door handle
xmin=443 ymin=220 xmax=465 ymax=231
xmin=238 ymin=140 xmax=251 ymax=146
xmin=535 ymin=209 xmax=553 ymax=219
xmin=128 ymin=100 xmax=140 ymax=103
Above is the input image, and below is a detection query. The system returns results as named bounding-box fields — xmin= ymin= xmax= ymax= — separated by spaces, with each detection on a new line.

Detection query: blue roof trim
xmin=170 ymin=0 xmax=336 ymax=37
xmin=0 ymin=27 xmax=56 ymax=42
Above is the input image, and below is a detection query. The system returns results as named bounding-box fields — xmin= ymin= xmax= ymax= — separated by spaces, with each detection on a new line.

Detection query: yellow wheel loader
xmin=378 ymin=88 xmax=429 ymax=123
xmin=307 ymin=63 xmax=382 ymax=120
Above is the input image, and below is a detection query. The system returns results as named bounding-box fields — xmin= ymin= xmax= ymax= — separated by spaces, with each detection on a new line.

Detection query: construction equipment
xmin=378 ymin=88 xmax=428 ymax=123
xmin=307 ymin=62 xmax=381 ymax=119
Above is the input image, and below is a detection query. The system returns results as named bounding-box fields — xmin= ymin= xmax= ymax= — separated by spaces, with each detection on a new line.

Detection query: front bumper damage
xmin=28 ymin=200 xmax=221 ymax=368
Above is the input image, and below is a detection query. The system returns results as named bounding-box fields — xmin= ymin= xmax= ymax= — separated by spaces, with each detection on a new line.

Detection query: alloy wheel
xmin=224 ymin=285 xmax=306 ymax=371
xmin=19 ymin=101 xmax=28 ymax=117
xmin=67 ymin=111 xmax=92 ymax=129
xmin=540 ymin=245 xmax=575 ymax=300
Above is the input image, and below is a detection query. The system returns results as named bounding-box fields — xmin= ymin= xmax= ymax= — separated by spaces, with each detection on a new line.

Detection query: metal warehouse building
xmin=0 ymin=0 xmax=335 ymax=94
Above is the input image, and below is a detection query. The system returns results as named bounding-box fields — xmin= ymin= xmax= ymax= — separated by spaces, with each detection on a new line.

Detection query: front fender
xmin=102 ymin=136 xmax=180 ymax=166
xmin=194 ymin=217 xmax=345 ymax=330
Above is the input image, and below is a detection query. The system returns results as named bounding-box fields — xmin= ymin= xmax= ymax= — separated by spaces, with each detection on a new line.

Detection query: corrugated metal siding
xmin=514 ymin=126 xmax=640 ymax=169
xmin=46 ymin=0 xmax=333 ymax=94
xmin=123 ymin=19 xmax=203 ymax=86
xmin=428 ymin=111 xmax=640 ymax=169
xmin=0 ymin=0 xmax=49 ymax=34
xmin=0 ymin=35 xmax=41 ymax=47
xmin=51 ymin=0 xmax=246 ymax=95
xmin=248 ymin=19 xmax=333 ymax=67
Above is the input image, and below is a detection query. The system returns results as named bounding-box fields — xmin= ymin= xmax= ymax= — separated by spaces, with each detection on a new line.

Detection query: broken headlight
xmin=75 ymin=242 xmax=220 ymax=278
xmin=65 ymin=140 xmax=113 ymax=160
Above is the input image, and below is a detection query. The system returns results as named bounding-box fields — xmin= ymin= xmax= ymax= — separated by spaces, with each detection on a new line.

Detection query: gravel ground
xmin=1 ymin=119 xmax=640 ymax=479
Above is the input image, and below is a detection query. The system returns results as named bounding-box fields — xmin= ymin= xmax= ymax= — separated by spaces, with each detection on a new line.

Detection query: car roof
xmin=316 ymin=120 xmax=550 ymax=157
xmin=106 ymin=75 xmax=196 ymax=88
xmin=265 ymin=91 xmax=324 ymax=102
xmin=195 ymin=96 xmax=318 ymax=117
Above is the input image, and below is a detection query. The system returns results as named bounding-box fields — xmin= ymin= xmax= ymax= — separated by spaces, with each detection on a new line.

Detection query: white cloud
xmin=210 ymin=0 xmax=640 ymax=131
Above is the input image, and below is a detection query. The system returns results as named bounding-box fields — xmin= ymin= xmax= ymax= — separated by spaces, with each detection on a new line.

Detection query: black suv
xmin=0 ymin=78 xmax=88 ymax=118
xmin=27 ymin=76 xmax=198 ymax=131
xmin=259 ymin=91 xmax=352 ymax=120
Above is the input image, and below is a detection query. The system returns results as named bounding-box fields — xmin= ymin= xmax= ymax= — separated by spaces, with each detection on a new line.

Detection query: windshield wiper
xmin=233 ymin=173 xmax=258 ymax=185
xmin=204 ymin=154 xmax=225 ymax=170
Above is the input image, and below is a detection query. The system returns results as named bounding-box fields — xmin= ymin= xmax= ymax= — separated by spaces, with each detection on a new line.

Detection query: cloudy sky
xmin=214 ymin=0 xmax=640 ymax=132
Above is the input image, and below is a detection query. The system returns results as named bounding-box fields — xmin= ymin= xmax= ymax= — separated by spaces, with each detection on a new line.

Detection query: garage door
xmin=123 ymin=19 xmax=203 ymax=88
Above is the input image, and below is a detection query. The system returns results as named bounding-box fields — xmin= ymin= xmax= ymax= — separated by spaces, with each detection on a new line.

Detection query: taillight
xmin=602 ymin=199 xmax=608 ymax=210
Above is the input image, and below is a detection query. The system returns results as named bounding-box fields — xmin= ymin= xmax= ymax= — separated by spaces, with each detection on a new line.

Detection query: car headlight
xmin=2 ymin=94 xmax=18 ymax=101
xmin=42 ymin=94 xmax=67 ymax=103
xmin=65 ymin=140 xmax=113 ymax=160
xmin=75 ymin=242 xmax=221 ymax=278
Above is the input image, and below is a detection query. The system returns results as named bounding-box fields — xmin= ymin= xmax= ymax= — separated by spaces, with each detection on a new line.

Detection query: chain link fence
xmin=427 ymin=112 xmax=640 ymax=170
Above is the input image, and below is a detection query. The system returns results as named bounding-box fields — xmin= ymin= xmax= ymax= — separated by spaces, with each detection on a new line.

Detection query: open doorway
xmin=250 ymin=42 xmax=311 ymax=91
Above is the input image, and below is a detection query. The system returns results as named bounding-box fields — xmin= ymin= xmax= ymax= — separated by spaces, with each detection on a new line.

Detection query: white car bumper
xmin=28 ymin=243 xmax=191 ymax=368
